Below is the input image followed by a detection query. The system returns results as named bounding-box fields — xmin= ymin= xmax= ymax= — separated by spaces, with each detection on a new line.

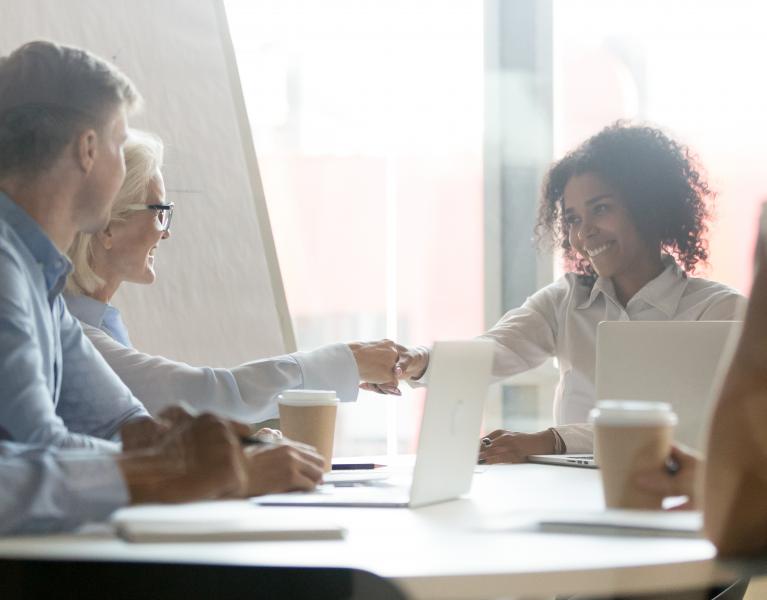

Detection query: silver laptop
xmin=255 ymin=340 xmax=494 ymax=508
xmin=528 ymin=320 xmax=740 ymax=467
xmin=528 ymin=453 xmax=597 ymax=468
xmin=594 ymin=320 xmax=740 ymax=451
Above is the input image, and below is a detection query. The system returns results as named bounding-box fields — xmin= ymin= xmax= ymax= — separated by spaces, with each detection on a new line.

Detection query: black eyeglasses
xmin=124 ymin=202 xmax=175 ymax=232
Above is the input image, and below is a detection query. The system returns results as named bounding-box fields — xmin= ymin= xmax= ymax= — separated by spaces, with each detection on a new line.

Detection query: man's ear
xmin=96 ymin=225 xmax=114 ymax=250
xmin=76 ymin=128 xmax=98 ymax=174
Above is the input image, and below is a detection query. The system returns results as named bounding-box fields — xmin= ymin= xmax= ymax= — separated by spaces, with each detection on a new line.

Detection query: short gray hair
xmin=0 ymin=40 xmax=142 ymax=177
xmin=67 ymin=130 xmax=164 ymax=296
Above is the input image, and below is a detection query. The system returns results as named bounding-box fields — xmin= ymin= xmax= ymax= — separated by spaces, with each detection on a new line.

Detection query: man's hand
xmin=348 ymin=339 xmax=401 ymax=395
xmin=120 ymin=405 xmax=251 ymax=451
xmin=118 ymin=413 xmax=249 ymax=504
xmin=478 ymin=429 xmax=556 ymax=464
xmin=120 ymin=416 xmax=170 ymax=451
xmin=244 ymin=443 xmax=325 ymax=496
xmin=634 ymin=444 xmax=702 ymax=510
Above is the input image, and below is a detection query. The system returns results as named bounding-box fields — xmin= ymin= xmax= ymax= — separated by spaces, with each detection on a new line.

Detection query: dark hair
xmin=0 ymin=40 xmax=141 ymax=176
xmin=536 ymin=122 xmax=712 ymax=284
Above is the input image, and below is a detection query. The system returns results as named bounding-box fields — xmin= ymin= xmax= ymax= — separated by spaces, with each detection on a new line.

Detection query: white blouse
xmin=430 ymin=256 xmax=746 ymax=452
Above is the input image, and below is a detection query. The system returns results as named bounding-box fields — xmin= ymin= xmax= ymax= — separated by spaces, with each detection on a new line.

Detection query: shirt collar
xmin=0 ymin=191 xmax=72 ymax=297
xmin=576 ymin=255 xmax=687 ymax=316
xmin=64 ymin=292 xmax=111 ymax=329
xmin=64 ymin=292 xmax=133 ymax=347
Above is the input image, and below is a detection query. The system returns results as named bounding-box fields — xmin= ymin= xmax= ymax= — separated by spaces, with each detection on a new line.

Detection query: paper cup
xmin=590 ymin=400 xmax=678 ymax=510
xmin=278 ymin=390 xmax=339 ymax=471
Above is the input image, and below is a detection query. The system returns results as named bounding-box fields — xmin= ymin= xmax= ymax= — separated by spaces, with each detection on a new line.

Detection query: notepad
xmin=112 ymin=501 xmax=346 ymax=543
xmin=537 ymin=510 xmax=703 ymax=537
xmin=480 ymin=510 xmax=703 ymax=538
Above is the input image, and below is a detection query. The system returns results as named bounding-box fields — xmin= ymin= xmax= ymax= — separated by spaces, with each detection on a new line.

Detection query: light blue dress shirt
xmin=0 ymin=192 xmax=148 ymax=450
xmin=63 ymin=293 xmax=132 ymax=347
xmin=0 ymin=441 xmax=128 ymax=535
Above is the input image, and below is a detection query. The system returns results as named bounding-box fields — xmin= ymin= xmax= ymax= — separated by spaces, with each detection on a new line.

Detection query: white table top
xmin=0 ymin=460 xmax=740 ymax=600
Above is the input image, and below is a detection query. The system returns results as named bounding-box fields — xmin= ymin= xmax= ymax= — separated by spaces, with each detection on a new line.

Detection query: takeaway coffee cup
xmin=590 ymin=400 xmax=678 ymax=510
xmin=278 ymin=390 xmax=339 ymax=471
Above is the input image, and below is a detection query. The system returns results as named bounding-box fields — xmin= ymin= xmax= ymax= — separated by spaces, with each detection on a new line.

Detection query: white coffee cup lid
xmin=278 ymin=389 xmax=339 ymax=406
xmin=589 ymin=400 xmax=678 ymax=427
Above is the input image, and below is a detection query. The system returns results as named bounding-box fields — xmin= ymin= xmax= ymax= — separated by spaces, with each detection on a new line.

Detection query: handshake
xmin=347 ymin=340 xmax=430 ymax=395
xmin=114 ymin=340 xmax=425 ymax=509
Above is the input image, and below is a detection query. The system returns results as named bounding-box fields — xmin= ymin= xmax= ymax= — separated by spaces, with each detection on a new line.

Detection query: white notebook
xmin=112 ymin=501 xmax=346 ymax=543
xmin=537 ymin=510 xmax=703 ymax=537
xmin=481 ymin=510 xmax=702 ymax=538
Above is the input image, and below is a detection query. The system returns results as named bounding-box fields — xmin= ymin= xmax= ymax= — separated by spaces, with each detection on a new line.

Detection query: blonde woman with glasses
xmin=65 ymin=130 xmax=401 ymax=423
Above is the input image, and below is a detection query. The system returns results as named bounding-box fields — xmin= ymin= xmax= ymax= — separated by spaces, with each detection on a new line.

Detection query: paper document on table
xmin=538 ymin=510 xmax=703 ymax=537
xmin=481 ymin=510 xmax=702 ymax=538
xmin=112 ymin=500 xmax=345 ymax=543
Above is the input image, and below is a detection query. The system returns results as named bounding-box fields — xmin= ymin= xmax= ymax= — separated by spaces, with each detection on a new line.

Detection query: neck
xmin=0 ymin=171 xmax=79 ymax=253
xmin=612 ymin=254 xmax=666 ymax=307
xmin=91 ymin=277 xmax=122 ymax=304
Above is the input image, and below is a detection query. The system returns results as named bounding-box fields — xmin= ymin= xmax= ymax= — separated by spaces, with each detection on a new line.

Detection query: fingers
xmin=633 ymin=470 xmax=682 ymax=497
xmin=254 ymin=427 xmax=282 ymax=440
xmin=349 ymin=339 xmax=402 ymax=384
xmin=359 ymin=382 xmax=402 ymax=395
xmin=395 ymin=345 xmax=429 ymax=380
xmin=480 ymin=450 xmax=527 ymax=464
xmin=180 ymin=414 xmax=249 ymax=498
xmin=245 ymin=444 xmax=325 ymax=496
xmin=121 ymin=417 xmax=170 ymax=451
xmin=670 ymin=443 xmax=702 ymax=466
xmin=159 ymin=404 xmax=197 ymax=424
xmin=478 ymin=441 xmax=527 ymax=464
xmin=225 ymin=419 xmax=252 ymax=439
xmin=477 ymin=430 xmax=552 ymax=464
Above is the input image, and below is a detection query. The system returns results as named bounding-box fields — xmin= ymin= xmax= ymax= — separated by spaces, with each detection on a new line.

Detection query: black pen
xmin=241 ymin=432 xmax=281 ymax=447
xmin=331 ymin=463 xmax=385 ymax=470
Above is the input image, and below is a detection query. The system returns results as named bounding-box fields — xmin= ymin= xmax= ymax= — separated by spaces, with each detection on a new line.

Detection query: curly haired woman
xmin=391 ymin=122 xmax=746 ymax=461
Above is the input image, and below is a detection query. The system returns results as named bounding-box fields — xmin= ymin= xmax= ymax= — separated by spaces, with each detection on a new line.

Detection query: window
xmin=226 ymin=1 xmax=766 ymax=452
xmin=226 ymin=0 xmax=484 ymax=454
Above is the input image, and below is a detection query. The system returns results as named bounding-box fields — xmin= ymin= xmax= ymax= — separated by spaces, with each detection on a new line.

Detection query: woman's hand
xmin=478 ymin=429 xmax=557 ymax=464
xmin=634 ymin=444 xmax=702 ymax=510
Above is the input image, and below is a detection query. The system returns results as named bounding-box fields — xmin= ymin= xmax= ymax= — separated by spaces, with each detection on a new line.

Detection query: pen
xmin=241 ymin=432 xmax=282 ymax=447
xmin=331 ymin=463 xmax=385 ymax=470
xmin=241 ymin=432 xmax=317 ymax=454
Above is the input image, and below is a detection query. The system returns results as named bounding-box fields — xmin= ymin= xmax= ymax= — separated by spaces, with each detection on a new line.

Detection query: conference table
xmin=0 ymin=458 xmax=747 ymax=599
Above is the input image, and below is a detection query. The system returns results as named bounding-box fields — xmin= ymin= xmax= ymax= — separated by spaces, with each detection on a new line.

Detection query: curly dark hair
xmin=536 ymin=121 xmax=712 ymax=284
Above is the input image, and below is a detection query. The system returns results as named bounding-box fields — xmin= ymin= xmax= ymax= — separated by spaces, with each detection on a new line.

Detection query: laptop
xmin=255 ymin=340 xmax=495 ymax=508
xmin=594 ymin=320 xmax=740 ymax=450
xmin=528 ymin=454 xmax=597 ymax=468
xmin=528 ymin=320 xmax=740 ymax=467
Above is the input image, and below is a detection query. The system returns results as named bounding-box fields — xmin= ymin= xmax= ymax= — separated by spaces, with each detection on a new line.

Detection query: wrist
xmin=535 ymin=428 xmax=558 ymax=455
xmin=409 ymin=346 xmax=430 ymax=380
xmin=117 ymin=451 xmax=184 ymax=504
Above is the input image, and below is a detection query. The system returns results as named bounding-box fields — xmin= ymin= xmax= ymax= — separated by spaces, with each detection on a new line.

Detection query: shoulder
xmin=681 ymin=275 xmax=747 ymax=319
xmin=0 ymin=225 xmax=35 ymax=306
xmin=0 ymin=222 xmax=29 ymax=272
xmin=514 ymin=273 xmax=593 ymax=320
xmin=530 ymin=272 xmax=592 ymax=304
